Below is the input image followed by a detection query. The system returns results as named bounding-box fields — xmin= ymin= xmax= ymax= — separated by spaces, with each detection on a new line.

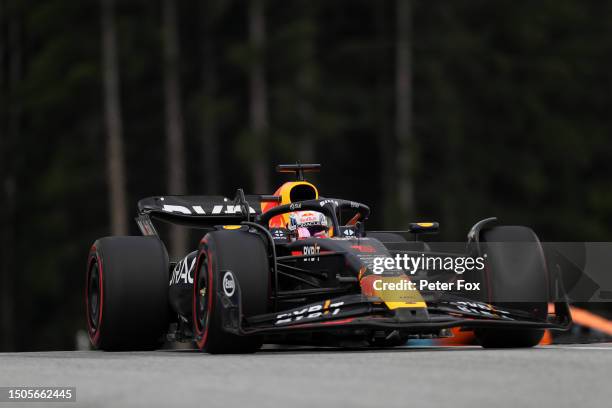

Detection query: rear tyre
xmin=86 ymin=236 xmax=169 ymax=351
xmin=474 ymin=226 xmax=547 ymax=348
xmin=192 ymin=230 xmax=270 ymax=354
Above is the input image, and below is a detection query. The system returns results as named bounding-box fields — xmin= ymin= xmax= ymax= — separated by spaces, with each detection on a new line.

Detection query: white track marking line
xmin=542 ymin=345 xmax=612 ymax=350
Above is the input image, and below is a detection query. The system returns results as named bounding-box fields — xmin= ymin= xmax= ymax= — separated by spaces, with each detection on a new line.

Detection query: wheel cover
xmin=195 ymin=256 xmax=209 ymax=332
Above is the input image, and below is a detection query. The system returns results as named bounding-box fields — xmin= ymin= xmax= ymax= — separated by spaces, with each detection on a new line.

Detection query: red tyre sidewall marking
xmin=85 ymin=246 xmax=104 ymax=346
xmin=194 ymin=239 xmax=214 ymax=350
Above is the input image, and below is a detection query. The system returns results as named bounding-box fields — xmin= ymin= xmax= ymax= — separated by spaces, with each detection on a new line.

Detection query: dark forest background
xmin=2 ymin=0 xmax=612 ymax=351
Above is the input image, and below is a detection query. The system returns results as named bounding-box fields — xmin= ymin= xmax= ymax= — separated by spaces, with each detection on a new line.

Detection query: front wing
xmin=211 ymin=279 xmax=572 ymax=338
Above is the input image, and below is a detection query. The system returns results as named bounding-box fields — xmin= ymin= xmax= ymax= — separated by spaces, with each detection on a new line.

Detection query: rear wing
xmin=136 ymin=189 xmax=279 ymax=233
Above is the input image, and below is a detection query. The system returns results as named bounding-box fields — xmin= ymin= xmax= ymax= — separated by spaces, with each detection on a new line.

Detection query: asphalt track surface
xmin=1 ymin=343 xmax=611 ymax=408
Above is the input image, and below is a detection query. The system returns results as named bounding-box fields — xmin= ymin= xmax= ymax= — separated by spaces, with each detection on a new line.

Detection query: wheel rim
xmin=195 ymin=255 xmax=209 ymax=332
xmin=88 ymin=261 xmax=101 ymax=331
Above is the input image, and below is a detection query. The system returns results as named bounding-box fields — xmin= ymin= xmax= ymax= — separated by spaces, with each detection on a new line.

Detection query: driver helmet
xmin=287 ymin=210 xmax=329 ymax=239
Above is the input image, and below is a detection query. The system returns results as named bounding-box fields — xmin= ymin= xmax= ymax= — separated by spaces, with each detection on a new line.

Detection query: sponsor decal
xmin=162 ymin=204 xmax=256 ymax=215
xmin=343 ymin=228 xmax=355 ymax=236
xmin=289 ymin=202 xmax=302 ymax=210
xmin=212 ymin=205 xmax=257 ymax=214
xmin=351 ymin=245 xmax=376 ymax=253
xmin=319 ymin=199 xmax=339 ymax=208
xmin=447 ymin=301 xmax=513 ymax=320
xmin=222 ymin=271 xmax=236 ymax=297
xmin=272 ymin=229 xmax=287 ymax=240
xmin=162 ymin=204 xmax=192 ymax=215
xmin=303 ymin=244 xmax=321 ymax=261
xmin=169 ymin=255 xmax=196 ymax=285
xmin=298 ymin=221 xmax=322 ymax=228
xmin=275 ymin=301 xmax=344 ymax=325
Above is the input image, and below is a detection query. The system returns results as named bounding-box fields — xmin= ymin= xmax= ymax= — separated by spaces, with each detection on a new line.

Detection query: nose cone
xmin=360 ymin=274 xmax=427 ymax=310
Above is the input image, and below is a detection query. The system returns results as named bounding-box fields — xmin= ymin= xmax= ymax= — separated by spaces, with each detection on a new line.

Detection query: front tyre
xmin=86 ymin=236 xmax=169 ymax=350
xmin=474 ymin=328 xmax=545 ymax=348
xmin=192 ymin=230 xmax=270 ymax=354
xmin=474 ymin=226 xmax=548 ymax=348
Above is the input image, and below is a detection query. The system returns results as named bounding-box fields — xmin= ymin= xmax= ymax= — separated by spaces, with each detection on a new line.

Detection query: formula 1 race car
xmin=85 ymin=163 xmax=571 ymax=353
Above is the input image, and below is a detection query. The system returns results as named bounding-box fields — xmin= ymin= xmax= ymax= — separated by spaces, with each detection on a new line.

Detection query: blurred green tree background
xmin=1 ymin=0 xmax=612 ymax=350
